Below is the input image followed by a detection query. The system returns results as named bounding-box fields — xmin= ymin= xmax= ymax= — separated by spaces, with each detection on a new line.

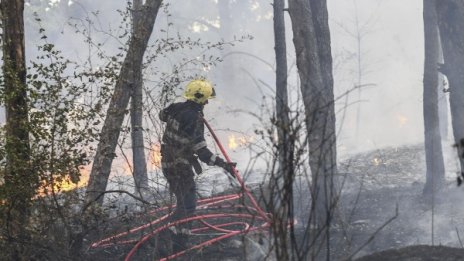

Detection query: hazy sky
xmin=23 ymin=0 xmax=438 ymax=165
xmin=329 ymin=0 xmax=428 ymax=155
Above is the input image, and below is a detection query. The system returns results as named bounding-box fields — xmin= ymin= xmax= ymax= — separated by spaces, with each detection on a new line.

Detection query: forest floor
xmin=335 ymin=144 xmax=464 ymax=260
xmin=87 ymin=143 xmax=464 ymax=260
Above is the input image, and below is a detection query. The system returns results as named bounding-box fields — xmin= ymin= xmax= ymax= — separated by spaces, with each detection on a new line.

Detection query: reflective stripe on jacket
xmin=159 ymin=101 xmax=217 ymax=169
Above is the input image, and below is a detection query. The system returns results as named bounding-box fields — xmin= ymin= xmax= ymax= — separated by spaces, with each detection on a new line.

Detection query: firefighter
xmin=159 ymin=79 xmax=235 ymax=252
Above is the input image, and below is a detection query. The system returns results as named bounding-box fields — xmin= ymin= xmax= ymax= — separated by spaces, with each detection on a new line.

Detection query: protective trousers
xmin=163 ymin=164 xmax=196 ymax=252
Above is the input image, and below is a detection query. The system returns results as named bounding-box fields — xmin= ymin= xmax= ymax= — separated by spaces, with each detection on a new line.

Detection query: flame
xmin=55 ymin=170 xmax=89 ymax=192
xmin=228 ymin=135 xmax=239 ymax=150
xmin=150 ymin=143 xmax=162 ymax=170
xmin=397 ymin=114 xmax=408 ymax=127
xmin=37 ymin=166 xmax=90 ymax=196
xmin=228 ymin=135 xmax=254 ymax=150
xmin=122 ymin=162 xmax=133 ymax=175
xmin=373 ymin=158 xmax=382 ymax=166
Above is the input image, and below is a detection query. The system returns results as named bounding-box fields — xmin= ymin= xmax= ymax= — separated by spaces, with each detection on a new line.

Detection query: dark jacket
xmin=159 ymin=101 xmax=219 ymax=171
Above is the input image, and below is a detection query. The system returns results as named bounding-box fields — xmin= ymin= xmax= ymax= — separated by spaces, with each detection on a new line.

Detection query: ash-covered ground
xmin=333 ymin=143 xmax=464 ymax=260
xmin=89 ymin=143 xmax=464 ymax=260
xmin=280 ymin=143 xmax=464 ymax=260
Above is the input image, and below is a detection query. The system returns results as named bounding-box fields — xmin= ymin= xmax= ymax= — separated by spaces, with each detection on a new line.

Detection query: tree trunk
xmin=288 ymin=0 xmax=338 ymax=259
xmin=436 ymin=0 xmax=464 ymax=178
xmin=130 ymin=0 xmax=149 ymax=199
xmin=1 ymin=0 xmax=33 ymax=258
xmin=437 ymin=73 xmax=449 ymax=140
xmin=437 ymin=34 xmax=449 ymax=141
xmin=270 ymin=1 xmax=293 ymax=260
xmin=85 ymin=0 xmax=162 ymax=207
xmin=423 ymin=0 xmax=445 ymax=195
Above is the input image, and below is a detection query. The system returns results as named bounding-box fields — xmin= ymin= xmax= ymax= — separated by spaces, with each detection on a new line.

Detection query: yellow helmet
xmin=183 ymin=79 xmax=216 ymax=104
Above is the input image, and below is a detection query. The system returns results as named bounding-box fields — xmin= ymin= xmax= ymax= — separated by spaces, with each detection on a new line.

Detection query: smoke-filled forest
xmin=1 ymin=0 xmax=464 ymax=260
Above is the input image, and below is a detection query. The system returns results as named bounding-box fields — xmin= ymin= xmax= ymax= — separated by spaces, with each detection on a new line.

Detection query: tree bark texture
xmin=437 ymin=34 xmax=449 ymax=140
xmin=423 ymin=0 xmax=445 ymax=195
xmin=85 ymin=0 xmax=162 ymax=206
xmin=437 ymin=73 xmax=449 ymax=140
xmin=1 ymin=0 xmax=33 ymax=258
xmin=130 ymin=0 xmax=149 ymax=199
xmin=436 ymin=0 xmax=464 ymax=178
xmin=288 ymin=0 xmax=338 ymax=258
xmin=270 ymin=1 xmax=294 ymax=260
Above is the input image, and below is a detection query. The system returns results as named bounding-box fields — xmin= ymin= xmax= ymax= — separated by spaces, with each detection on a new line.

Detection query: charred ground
xmin=86 ymin=144 xmax=464 ymax=260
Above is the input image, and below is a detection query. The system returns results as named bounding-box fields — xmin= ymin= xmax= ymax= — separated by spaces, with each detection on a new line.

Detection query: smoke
xmin=330 ymin=0 xmax=427 ymax=156
xmin=12 ymin=0 xmax=464 ymax=259
xmin=21 ymin=0 xmax=432 ymax=168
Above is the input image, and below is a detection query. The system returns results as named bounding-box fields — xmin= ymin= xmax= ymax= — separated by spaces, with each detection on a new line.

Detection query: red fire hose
xmin=202 ymin=118 xmax=270 ymax=221
xmin=90 ymin=119 xmax=272 ymax=260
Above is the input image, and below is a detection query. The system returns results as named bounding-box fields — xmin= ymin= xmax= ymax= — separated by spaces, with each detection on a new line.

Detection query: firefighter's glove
xmin=215 ymin=158 xmax=237 ymax=177
xmin=223 ymin=162 xmax=237 ymax=176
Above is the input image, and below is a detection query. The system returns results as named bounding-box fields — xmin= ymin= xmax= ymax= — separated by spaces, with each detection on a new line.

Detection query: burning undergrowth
xmin=86 ymin=174 xmax=271 ymax=261
xmin=85 ymin=144 xmax=464 ymax=260
xmin=334 ymin=144 xmax=464 ymax=260
xmin=339 ymin=144 xmax=428 ymax=191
